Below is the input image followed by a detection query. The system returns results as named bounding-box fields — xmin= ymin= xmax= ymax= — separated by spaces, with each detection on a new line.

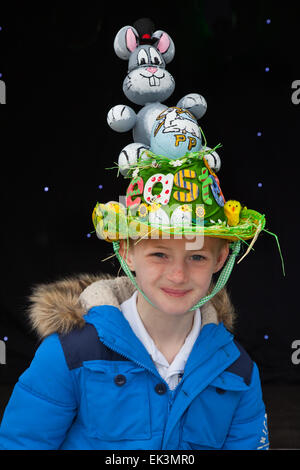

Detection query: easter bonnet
xmin=91 ymin=19 xmax=282 ymax=310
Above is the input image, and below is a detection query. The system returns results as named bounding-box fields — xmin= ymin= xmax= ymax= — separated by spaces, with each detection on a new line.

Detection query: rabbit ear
xmin=152 ymin=30 xmax=175 ymax=64
xmin=114 ymin=25 xmax=139 ymax=60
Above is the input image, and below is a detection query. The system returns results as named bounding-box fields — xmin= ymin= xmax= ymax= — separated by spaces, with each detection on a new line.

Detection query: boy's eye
xmin=191 ymin=254 xmax=205 ymax=261
xmin=151 ymin=253 xmax=205 ymax=261
xmin=151 ymin=252 xmax=166 ymax=258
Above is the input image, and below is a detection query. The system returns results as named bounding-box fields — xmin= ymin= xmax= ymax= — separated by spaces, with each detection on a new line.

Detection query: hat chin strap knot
xmin=112 ymin=239 xmax=241 ymax=311
xmin=231 ymin=239 xmax=242 ymax=256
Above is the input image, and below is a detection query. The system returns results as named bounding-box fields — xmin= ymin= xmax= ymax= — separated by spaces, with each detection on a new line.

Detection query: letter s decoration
xmin=173 ymin=169 xmax=199 ymax=202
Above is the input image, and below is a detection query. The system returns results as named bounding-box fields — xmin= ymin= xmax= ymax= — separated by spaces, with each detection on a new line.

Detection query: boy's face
xmin=119 ymin=236 xmax=229 ymax=316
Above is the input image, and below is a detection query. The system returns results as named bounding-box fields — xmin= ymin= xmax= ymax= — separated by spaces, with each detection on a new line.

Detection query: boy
xmin=117 ymin=236 xmax=229 ymax=366
xmin=0 ymin=123 xmax=269 ymax=449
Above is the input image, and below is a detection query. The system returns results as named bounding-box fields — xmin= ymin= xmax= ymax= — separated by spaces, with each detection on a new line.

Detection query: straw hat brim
xmin=92 ymin=205 xmax=266 ymax=243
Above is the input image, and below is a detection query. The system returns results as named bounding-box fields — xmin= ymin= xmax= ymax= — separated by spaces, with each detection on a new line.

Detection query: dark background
xmin=0 ymin=0 xmax=299 ymax=449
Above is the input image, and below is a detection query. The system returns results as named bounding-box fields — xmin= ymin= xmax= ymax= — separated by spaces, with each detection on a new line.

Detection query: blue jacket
xmin=0 ymin=275 xmax=269 ymax=450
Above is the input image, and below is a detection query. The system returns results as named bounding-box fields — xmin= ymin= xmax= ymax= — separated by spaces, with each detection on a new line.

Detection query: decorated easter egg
xmin=150 ymin=107 xmax=202 ymax=159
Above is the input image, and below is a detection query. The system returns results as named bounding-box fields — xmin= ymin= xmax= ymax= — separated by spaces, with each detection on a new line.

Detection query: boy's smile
xmin=160 ymin=287 xmax=192 ymax=297
xmin=120 ymin=236 xmax=229 ymax=317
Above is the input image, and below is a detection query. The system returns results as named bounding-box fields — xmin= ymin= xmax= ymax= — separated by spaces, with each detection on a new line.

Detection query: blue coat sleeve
xmin=0 ymin=333 xmax=77 ymax=450
xmin=222 ymin=363 xmax=269 ymax=450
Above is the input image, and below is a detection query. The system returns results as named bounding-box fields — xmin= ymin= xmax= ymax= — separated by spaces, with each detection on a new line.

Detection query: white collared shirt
xmin=120 ymin=290 xmax=201 ymax=390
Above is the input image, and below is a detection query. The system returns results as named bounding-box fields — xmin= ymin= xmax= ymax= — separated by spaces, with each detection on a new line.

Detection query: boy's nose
xmin=166 ymin=264 xmax=188 ymax=284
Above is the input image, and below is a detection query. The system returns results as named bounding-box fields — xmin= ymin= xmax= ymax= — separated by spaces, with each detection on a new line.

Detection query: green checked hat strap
xmin=189 ymin=240 xmax=241 ymax=309
xmin=113 ymin=240 xmax=156 ymax=308
xmin=112 ymin=240 xmax=241 ymax=311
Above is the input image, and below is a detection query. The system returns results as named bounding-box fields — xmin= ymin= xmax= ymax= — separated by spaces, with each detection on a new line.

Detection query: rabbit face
xmin=123 ymin=45 xmax=175 ymax=105
xmin=114 ymin=23 xmax=176 ymax=106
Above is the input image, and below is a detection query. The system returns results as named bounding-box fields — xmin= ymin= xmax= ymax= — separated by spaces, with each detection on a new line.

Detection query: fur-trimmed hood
xmin=28 ymin=272 xmax=236 ymax=339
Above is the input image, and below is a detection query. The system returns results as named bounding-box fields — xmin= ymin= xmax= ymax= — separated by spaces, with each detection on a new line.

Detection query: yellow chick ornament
xmin=224 ymin=200 xmax=242 ymax=226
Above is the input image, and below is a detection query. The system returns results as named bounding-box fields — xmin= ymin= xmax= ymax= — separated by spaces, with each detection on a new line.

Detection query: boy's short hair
xmin=124 ymin=235 xmax=229 ymax=252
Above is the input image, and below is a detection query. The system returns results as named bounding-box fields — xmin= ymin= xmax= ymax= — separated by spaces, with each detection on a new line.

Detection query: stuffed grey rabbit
xmin=107 ymin=18 xmax=220 ymax=174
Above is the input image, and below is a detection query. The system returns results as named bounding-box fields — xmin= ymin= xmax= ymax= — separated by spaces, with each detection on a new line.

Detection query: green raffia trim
xmin=125 ymin=144 xmax=223 ymax=179
xmin=112 ymin=240 xmax=241 ymax=310
xmin=105 ymin=141 xmax=223 ymax=179
xmin=128 ymin=213 xmax=263 ymax=240
xmin=93 ymin=200 xmax=266 ymax=244
xmin=262 ymin=228 xmax=286 ymax=276
xmin=126 ymin=212 xmax=265 ymax=238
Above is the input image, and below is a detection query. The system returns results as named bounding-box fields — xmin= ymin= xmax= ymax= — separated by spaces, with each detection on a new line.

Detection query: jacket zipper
xmin=168 ymin=390 xmax=176 ymax=413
